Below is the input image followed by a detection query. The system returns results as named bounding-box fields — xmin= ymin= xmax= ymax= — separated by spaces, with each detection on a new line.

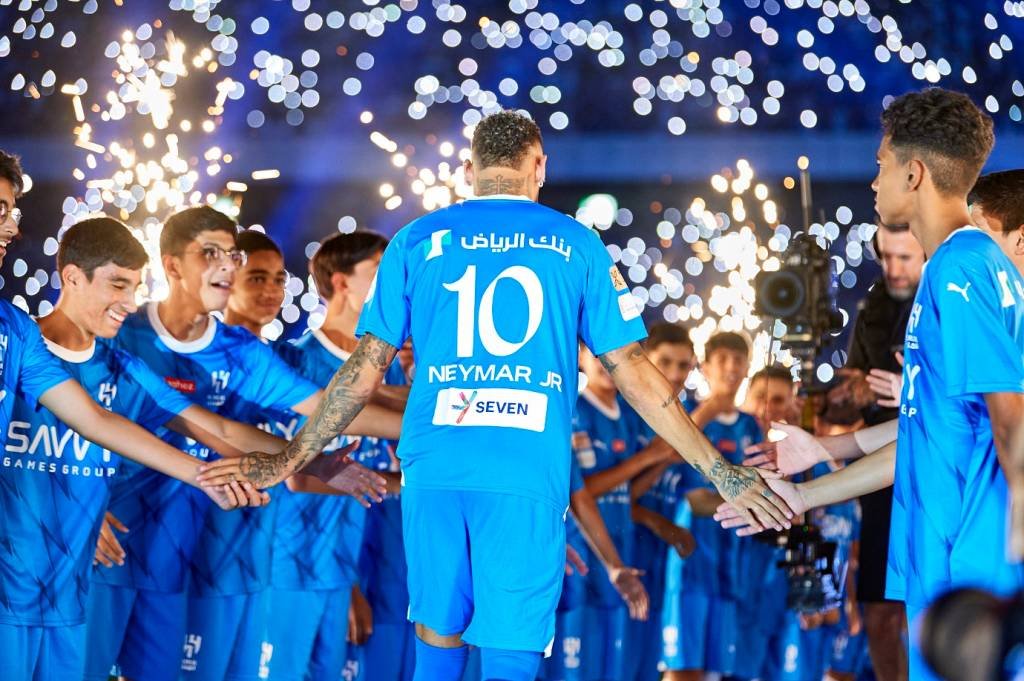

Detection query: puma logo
xmin=946 ymin=281 xmax=971 ymax=302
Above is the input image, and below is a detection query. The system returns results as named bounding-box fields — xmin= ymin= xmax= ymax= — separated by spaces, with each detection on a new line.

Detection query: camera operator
xmin=828 ymin=219 xmax=925 ymax=681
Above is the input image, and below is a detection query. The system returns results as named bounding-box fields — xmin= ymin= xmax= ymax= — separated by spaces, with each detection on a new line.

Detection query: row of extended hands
xmin=96 ymin=441 xmax=390 ymax=567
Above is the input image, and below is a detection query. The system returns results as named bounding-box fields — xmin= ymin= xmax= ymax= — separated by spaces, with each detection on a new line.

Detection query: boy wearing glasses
xmin=83 ymin=207 xmax=399 ymax=681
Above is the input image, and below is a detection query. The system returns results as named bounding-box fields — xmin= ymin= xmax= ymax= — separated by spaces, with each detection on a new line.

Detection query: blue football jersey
xmin=95 ymin=303 xmax=319 ymax=593
xmin=676 ymin=410 xmax=762 ymax=599
xmin=573 ymin=390 xmax=639 ymax=607
xmin=627 ymin=402 xmax=689 ymax=612
xmin=0 ymin=300 xmax=70 ymax=441
xmin=267 ymin=329 xmax=401 ymax=593
xmin=892 ymin=227 xmax=1024 ymax=607
xmin=355 ymin=196 xmax=647 ymax=512
xmin=355 ymin=355 xmax=410 ymax=624
xmin=0 ymin=337 xmax=190 ymax=626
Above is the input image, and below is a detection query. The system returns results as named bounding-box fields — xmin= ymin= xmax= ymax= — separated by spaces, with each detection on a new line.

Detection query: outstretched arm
xmin=199 ymin=334 xmax=398 ymax=488
xmin=38 ymin=381 xmax=267 ymax=509
xmin=570 ymin=486 xmax=649 ymax=621
xmin=716 ymin=442 xmax=896 ymax=536
xmin=744 ymin=419 xmax=898 ymax=475
xmin=598 ymin=342 xmax=793 ymax=532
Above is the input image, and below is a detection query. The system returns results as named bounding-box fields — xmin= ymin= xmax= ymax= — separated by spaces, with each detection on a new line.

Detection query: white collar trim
xmin=942 ymin=225 xmax=981 ymax=244
xmin=311 ymin=327 xmax=352 ymax=361
xmin=581 ymin=389 xmax=621 ymax=420
xmin=147 ymin=303 xmax=217 ymax=354
xmin=43 ymin=337 xmax=96 ymax=363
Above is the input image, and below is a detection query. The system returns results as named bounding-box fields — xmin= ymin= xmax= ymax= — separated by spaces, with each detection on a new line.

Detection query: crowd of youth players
xmin=0 ymin=86 xmax=1023 ymax=681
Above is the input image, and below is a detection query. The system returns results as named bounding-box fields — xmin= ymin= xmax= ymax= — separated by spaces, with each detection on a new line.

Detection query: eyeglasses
xmin=185 ymin=244 xmax=247 ymax=267
xmin=0 ymin=201 xmax=21 ymax=227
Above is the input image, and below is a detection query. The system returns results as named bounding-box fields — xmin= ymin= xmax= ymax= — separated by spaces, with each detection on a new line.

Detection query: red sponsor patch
xmin=717 ymin=439 xmax=737 ymax=454
xmin=611 ymin=438 xmax=627 ymax=453
xmin=165 ymin=377 xmax=197 ymax=393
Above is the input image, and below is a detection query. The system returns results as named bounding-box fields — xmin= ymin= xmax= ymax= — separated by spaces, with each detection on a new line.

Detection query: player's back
xmin=359 ymin=196 xmax=645 ymax=512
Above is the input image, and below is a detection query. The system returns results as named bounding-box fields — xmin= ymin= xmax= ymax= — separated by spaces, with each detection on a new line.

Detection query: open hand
xmin=866 ymin=367 xmax=903 ymax=408
xmin=713 ymin=476 xmax=807 ymax=536
xmin=744 ymin=422 xmax=828 ymax=476
xmin=608 ymin=566 xmax=649 ymax=621
xmin=201 ymin=476 xmax=271 ymax=510
xmin=305 ymin=454 xmax=387 ymax=508
xmin=94 ymin=512 xmax=128 ymax=567
xmin=708 ymin=460 xmax=792 ymax=532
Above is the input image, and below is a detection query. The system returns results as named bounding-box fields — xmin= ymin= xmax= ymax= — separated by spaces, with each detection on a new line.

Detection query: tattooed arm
xmin=198 ymin=334 xmax=399 ymax=488
xmin=598 ymin=342 xmax=793 ymax=532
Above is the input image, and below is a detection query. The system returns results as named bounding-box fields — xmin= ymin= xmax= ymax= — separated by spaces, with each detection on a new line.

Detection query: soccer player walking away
xmin=715 ymin=90 xmax=1024 ymax=681
xmin=200 ymin=110 xmax=792 ymax=681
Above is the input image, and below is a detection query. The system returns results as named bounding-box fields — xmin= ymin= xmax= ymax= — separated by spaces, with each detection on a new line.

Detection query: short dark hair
xmin=57 ymin=216 xmax=148 ymax=279
xmin=237 ymin=230 xmax=282 ymax=258
xmin=705 ymin=331 xmax=750 ymax=361
xmin=0 ymin=149 xmax=25 ymax=196
xmin=750 ymin=366 xmax=794 ymax=388
xmin=881 ymin=88 xmax=994 ymax=196
xmin=471 ymin=110 xmax=543 ymax=170
xmin=645 ymin=323 xmax=693 ymax=352
xmin=159 ymin=206 xmax=237 ymax=257
xmin=968 ymin=170 xmax=1024 ymax=235
xmin=310 ymin=231 xmax=389 ymax=300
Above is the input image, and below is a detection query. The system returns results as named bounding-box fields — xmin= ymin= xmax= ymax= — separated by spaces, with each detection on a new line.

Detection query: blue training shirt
xmin=2 ymin=334 xmax=188 ymax=626
xmin=355 ymin=356 xmax=409 ymax=623
xmin=628 ymin=404 xmax=690 ymax=613
xmin=0 ymin=300 xmax=70 ymax=442
xmin=96 ymin=303 xmax=319 ymax=594
xmin=573 ymin=390 xmax=639 ymax=608
xmin=674 ymin=409 xmax=762 ymax=599
xmin=890 ymin=227 xmax=1024 ymax=606
xmin=267 ymin=328 xmax=401 ymax=593
xmin=355 ymin=195 xmax=647 ymax=512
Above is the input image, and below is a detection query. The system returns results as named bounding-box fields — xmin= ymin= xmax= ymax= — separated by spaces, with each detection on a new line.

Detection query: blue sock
xmin=413 ymin=636 xmax=469 ymax=681
xmin=480 ymin=647 xmax=541 ymax=681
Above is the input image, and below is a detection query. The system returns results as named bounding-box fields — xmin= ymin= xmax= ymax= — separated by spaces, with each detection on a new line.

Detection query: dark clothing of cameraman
xmin=846 ymin=277 xmax=914 ymax=603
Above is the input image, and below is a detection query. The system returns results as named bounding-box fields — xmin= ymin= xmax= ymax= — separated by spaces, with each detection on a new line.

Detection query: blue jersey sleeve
xmin=245 ymin=339 xmax=321 ymax=412
xmin=936 ymin=258 xmax=1024 ymax=398
xmin=356 ymin=229 xmax=410 ymax=350
xmin=121 ymin=352 xmax=194 ymax=431
xmin=578 ymin=231 xmax=647 ymax=356
xmin=16 ymin=317 xmax=71 ymax=406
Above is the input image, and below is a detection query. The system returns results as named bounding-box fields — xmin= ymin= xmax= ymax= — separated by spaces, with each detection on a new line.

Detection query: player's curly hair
xmin=0 ymin=149 xmax=25 ymax=196
xmin=969 ymin=170 xmax=1024 ymax=235
xmin=58 ymin=216 xmax=148 ymax=279
xmin=881 ymin=88 xmax=994 ymax=196
xmin=471 ymin=110 xmax=543 ymax=170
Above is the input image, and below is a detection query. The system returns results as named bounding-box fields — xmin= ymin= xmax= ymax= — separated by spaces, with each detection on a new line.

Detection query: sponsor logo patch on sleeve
xmin=617 ymin=293 xmax=641 ymax=321
xmin=609 ymin=265 xmax=628 ymax=291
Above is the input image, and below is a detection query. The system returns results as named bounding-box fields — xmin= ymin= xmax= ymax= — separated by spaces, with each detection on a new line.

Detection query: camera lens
xmin=756 ymin=270 xmax=805 ymax=318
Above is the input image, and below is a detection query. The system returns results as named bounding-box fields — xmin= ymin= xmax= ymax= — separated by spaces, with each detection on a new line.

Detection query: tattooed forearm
xmin=476 ymin=174 xmax=525 ymax=195
xmin=598 ymin=342 xmax=647 ymax=376
xmin=242 ymin=334 xmax=397 ymax=487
